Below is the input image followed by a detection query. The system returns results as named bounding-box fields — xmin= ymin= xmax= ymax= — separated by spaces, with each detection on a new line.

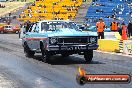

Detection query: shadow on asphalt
xmin=33 ymin=55 xmax=105 ymax=65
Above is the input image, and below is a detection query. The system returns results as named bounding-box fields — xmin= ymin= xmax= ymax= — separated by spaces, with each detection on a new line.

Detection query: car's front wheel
xmin=41 ymin=51 xmax=50 ymax=63
xmin=40 ymin=42 xmax=50 ymax=63
xmin=84 ymin=50 xmax=93 ymax=63
xmin=24 ymin=47 xmax=35 ymax=58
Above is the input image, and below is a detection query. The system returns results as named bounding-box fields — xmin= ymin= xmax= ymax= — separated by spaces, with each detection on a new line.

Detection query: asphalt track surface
xmin=0 ymin=34 xmax=131 ymax=88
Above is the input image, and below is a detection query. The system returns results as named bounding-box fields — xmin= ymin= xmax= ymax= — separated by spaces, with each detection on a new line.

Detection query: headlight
xmin=50 ymin=37 xmax=58 ymax=44
xmin=90 ymin=37 xmax=96 ymax=43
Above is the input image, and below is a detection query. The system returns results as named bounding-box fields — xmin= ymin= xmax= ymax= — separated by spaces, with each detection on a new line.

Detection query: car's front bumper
xmin=47 ymin=44 xmax=98 ymax=51
xmin=4 ymin=30 xmax=14 ymax=32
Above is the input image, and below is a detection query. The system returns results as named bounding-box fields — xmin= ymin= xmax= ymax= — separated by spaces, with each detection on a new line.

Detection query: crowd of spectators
xmin=20 ymin=0 xmax=80 ymax=21
xmin=86 ymin=0 xmax=132 ymax=27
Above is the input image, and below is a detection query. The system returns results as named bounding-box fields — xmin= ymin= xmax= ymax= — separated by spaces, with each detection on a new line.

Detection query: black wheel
xmin=41 ymin=51 xmax=50 ymax=63
xmin=84 ymin=50 xmax=93 ymax=63
xmin=24 ymin=45 xmax=35 ymax=58
xmin=40 ymin=42 xmax=50 ymax=63
xmin=0 ymin=31 xmax=4 ymax=34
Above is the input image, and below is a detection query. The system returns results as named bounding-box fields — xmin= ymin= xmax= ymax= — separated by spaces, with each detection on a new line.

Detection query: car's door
xmin=26 ymin=23 xmax=40 ymax=51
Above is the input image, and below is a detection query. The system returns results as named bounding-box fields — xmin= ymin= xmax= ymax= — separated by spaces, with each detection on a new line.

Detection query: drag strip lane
xmin=0 ymin=34 xmax=131 ymax=88
xmin=0 ymin=50 xmax=79 ymax=88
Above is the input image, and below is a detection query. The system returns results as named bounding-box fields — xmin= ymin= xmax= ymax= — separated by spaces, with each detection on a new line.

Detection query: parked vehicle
xmin=22 ymin=20 xmax=98 ymax=63
xmin=0 ymin=25 xmax=20 ymax=34
xmin=0 ymin=26 xmax=4 ymax=33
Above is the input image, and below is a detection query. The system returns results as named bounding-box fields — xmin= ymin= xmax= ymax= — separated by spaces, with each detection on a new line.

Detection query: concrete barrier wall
xmin=98 ymin=39 xmax=120 ymax=52
xmin=97 ymin=32 xmax=132 ymax=54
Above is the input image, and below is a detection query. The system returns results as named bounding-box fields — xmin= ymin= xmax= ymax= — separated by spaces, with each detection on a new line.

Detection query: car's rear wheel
xmin=84 ymin=50 xmax=93 ymax=63
xmin=0 ymin=31 xmax=4 ymax=34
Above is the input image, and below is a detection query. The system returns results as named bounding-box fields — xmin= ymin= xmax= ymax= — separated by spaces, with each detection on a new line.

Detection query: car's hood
xmin=43 ymin=28 xmax=97 ymax=37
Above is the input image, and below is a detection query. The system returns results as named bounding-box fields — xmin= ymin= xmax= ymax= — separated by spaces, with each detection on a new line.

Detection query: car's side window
xmin=29 ymin=24 xmax=33 ymax=32
xmin=49 ymin=24 xmax=55 ymax=31
xmin=31 ymin=23 xmax=39 ymax=33
xmin=62 ymin=23 xmax=68 ymax=28
xmin=41 ymin=22 xmax=49 ymax=31
xmin=35 ymin=23 xmax=39 ymax=32
xmin=31 ymin=24 xmax=36 ymax=32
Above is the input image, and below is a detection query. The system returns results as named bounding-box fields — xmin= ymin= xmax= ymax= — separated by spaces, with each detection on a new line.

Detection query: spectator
xmin=121 ymin=22 xmax=127 ymax=40
xmin=127 ymin=21 xmax=132 ymax=37
xmin=110 ymin=18 xmax=118 ymax=32
xmin=43 ymin=5 xmax=46 ymax=8
xmin=38 ymin=4 xmax=42 ymax=8
xmin=44 ymin=9 xmax=47 ymax=13
xmin=96 ymin=18 xmax=105 ymax=39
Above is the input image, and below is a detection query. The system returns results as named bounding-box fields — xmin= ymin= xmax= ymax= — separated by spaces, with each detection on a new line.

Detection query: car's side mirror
xmin=79 ymin=29 xmax=82 ymax=31
xmin=25 ymin=33 xmax=29 ymax=35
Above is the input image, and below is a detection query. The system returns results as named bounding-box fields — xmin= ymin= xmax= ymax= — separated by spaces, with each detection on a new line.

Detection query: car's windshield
xmin=5 ymin=26 xmax=11 ymax=28
xmin=41 ymin=21 xmax=79 ymax=31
